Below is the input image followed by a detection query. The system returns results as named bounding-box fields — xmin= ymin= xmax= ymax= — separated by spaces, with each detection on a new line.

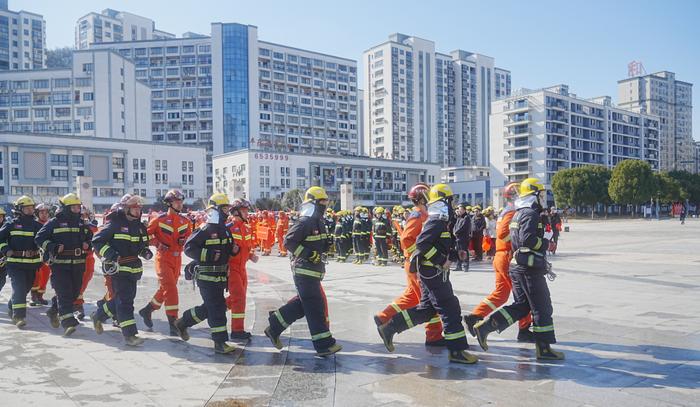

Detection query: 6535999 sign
xmin=254 ymin=153 xmax=289 ymax=161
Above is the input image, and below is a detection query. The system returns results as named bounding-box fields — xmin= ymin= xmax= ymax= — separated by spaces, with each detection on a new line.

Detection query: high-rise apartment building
xmin=618 ymin=71 xmax=693 ymax=172
xmin=75 ymin=8 xmax=174 ymax=50
xmin=490 ymin=85 xmax=660 ymax=195
xmin=363 ymin=33 xmax=510 ymax=166
xmin=0 ymin=0 xmax=46 ymax=70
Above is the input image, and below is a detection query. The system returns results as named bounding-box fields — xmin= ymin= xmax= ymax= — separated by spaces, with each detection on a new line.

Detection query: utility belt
xmin=56 ymin=248 xmax=87 ymax=258
xmin=11 ymin=250 xmax=39 ymax=258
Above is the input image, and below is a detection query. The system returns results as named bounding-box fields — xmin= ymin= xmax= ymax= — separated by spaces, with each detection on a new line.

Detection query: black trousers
xmin=374 ymin=237 xmax=388 ymax=262
xmin=490 ymin=266 xmax=556 ymax=343
xmin=352 ymin=234 xmax=361 ymax=257
xmin=7 ymin=265 xmax=39 ymax=319
xmin=95 ymin=275 xmax=138 ymax=337
xmin=50 ymin=263 xmax=84 ymax=328
xmin=334 ymin=237 xmax=347 ymax=260
xmin=472 ymin=232 xmax=484 ymax=260
xmin=388 ymin=266 xmax=468 ymax=351
xmin=180 ymin=278 xmax=229 ymax=343
xmin=0 ymin=268 xmax=6 ymax=294
xmin=268 ymin=272 xmax=335 ymax=351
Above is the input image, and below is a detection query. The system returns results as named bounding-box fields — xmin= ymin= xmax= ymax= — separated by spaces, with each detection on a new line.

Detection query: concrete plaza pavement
xmin=0 ymin=218 xmax=698 ymax=406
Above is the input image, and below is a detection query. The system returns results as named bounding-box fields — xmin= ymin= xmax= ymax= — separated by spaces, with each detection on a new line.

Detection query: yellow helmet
xmin=326 ymin=207 xmax=334 ymax=214
xmin=519 ymin=177 xmax=545 ymax=197
xmin=373 ymin=206 xmax=385 ymax=215
xmin=428 ymin=184 xmax=454 ymax=203
xmin=304 ymin=186 xmax=328 ymax=202
xmin=353 ymin=206 xmax=362 ymax=212
xmin=208 ymin=193 xmax=230 ymax=208
xmin=59 ymin=193 xmax=82 ymax=207
xmin=14 ymin=195 xmax=35 ymax=208
xmin=362 ymin=207 xmax=369 ymax=213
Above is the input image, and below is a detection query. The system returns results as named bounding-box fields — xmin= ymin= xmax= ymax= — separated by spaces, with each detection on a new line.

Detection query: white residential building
xmin=0 ymin=132 xmax=207 ymax=210
xmin=0 ymin=0 xmax=46 ymax=70
xmin=0 ymin=49 xmax=150 ymax=140
xmin=75 ymin=8 xmax=174 ymax=50
xmin=363 ymin=33 xmax=510 ymax=166
xmin=441 ymin=166 xmax=491 ymax=206
xmin=618 ymin=71 xmax=694 ymax=172
xmin=213 ymin=149 xmax=440 ymax=207
xmin=490 ymin=85 xmax=660 ymax=201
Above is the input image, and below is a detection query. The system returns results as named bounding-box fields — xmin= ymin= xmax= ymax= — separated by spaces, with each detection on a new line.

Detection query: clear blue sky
xmin=26 ymin=0 xmax=700 ymax=141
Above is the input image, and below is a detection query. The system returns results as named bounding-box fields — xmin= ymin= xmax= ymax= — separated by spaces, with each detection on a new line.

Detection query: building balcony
xmin=505 ymin=155 xmax=530 ymax=164
xmin=504 ymin=116 xmax=531 ymax=127
xmin=505 ymin=167 xmax=530 ymax=176
xmin=505 ymin=128 xmax=531 ymax=138
xmin=504 ymin=141 xmax=530 ymax=151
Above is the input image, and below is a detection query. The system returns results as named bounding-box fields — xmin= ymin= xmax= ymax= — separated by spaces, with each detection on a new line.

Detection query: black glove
xmin=139 ymin=248 xmax=153 ymax=260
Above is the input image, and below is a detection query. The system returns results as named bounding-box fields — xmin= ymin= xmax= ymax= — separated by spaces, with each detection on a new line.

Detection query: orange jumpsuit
xmin=276 ymin=213 xmax=289 ymax=256
xmin=75 ymin=222 xmax=98 ymax=306
xmin=264 ymin=214 xmax=276 ymax=254
xmin=31 ymin=219 xmax=51 ymax=297
xmin=250 ymin=216 xmax=259 ymax=250
xmin=227 ymin=218 xmax=254 ymax=332
xmin=147 ymin=211 xmax=192 ymax=317
xmin=376 ymin=208 xmax=443 ymax=342
xmin=470 ymin=208 xmax=532 ymax=329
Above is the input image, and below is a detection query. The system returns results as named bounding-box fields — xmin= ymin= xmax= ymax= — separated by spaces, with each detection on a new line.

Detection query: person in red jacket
xmin=30 ymin=203 xmax=52 ymax=306
xmin=373 ymin=183 xmax=445 ymax=346
xmin=226 ymin=199 xmax=259 ymax=340
xmin=276 ymin=211 xmax=289 ymax=257
xmin=73 ymin=205 xmax=98 ymax=320
xmin=139 ymin=189 xmax=192 ymax=336
xmin=464 ymin=183 xmax=533 ymax=342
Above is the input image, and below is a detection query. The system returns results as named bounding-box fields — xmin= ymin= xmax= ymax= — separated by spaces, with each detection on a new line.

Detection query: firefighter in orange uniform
xmin=139 ymin=189 xmax=192 ymax=336
xmin=250 ymin=212 xmax=259 ymax=252
xmin=373 ymin=184 xmax=445 ymax=346
xmin=30 ymin=203 xmax=52 ymax=306
xmin=464 ymin=183 xmax=534 ymax=342
xmin=226 ymin=199 xmax=259 ymax=340
xmin=73 ymin=205 xmax=98 ymax=320
xmin=276 ymin=211 xmax=289 ymax=257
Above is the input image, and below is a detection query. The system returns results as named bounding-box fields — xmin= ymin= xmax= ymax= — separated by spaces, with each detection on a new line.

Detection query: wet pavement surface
xmin=1 ymin=218 xmax=699 ymax=406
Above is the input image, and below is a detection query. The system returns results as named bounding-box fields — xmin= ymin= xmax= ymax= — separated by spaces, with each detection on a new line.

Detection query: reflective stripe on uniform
xmin=53 ymin=227 xmax=81 ymax=234
xmin=120 ymin=319 xmax=136 ymax=328
xmin=533 ymin=237 xmax=543 ymax=251
xmin=113 ymin=234 xmax=143 ymax=242
xmin=205 ymin=238 xmax=221 ymax=245
xmin=533 ymin=324 xmax=554 ymax=333
xmin=406 ymin=243 xmax=416 ymax=254
xmin=311 ymin=331 xmax=332 ymax=341
xmin=509 ymin=221 xmax=519 ymax=229
xmin=427 ymin=316 xmax=441 ymax=325
xmin=0 ymin=242 xmax=7 ymax=251
xmin=499 ymin=308 xmax=514 ymax=326
xmin=52 ymin=258 xmax=86 ymax=264
xmin=200 ymin=248 xmax=208 ymax=262
xmin=390 ymin=303 xmax=402 ymax=313
xmin=293 ymin=245 xmax=304 ymax=256
xmin=294 ymin=267 xmax=324 ymax=279
xmin=274 ymin=310 xmax=288 ymax=328
xmin=59 ymin=313 xmax=74 ymax=321
xmin=304 ymin=234 xmax=328 ymax=242
xmin=401 ymin=310 xmax=414 ymax=328
xmin=103 ymin=303 xmax=114 ymax=318
xmin=118 ymin=265 xmax=143 ymax=273
xmin=440 ymin=232 xmax=451 ymax=238
xmin=483 ymin=299 xmax=497 ymax=311
xmin=210 ymin=326 xmax=227 ymax=333
xmin=177 ymin=224 xmax=189 ymax=233
xmin=99 ymin=244 xmax=111 ymax=257
xmin=190 ymin=308 xmax=202 ymax=323
xmin=424 ymin=247 xmax=437 ymax=259
xmin=231 ymin=313 xmax=245 ymax=319
xmin=10 ymin=230 xmax=34 ymax=237
xmin=231 ymin=234 xmax=243 ymax=240
xmin=150 ymin=298 xmax=162 ymax=306
xmin=164 ymin=305 xmax=179 ymax=311
xmin=159 ymin=223 xmax=174 ymax=233
xmin=7 ymin=257 xmax=41 ymax=263
xmin=12 ymin=303 xmax=27 ymax=309
xmin=444 ymin=330 xmax=466 ymax=340
xmin=197 ymin=274 xmax=227 ymax=283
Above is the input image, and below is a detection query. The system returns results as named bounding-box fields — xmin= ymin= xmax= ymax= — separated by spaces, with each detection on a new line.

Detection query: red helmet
xmin=163 ymin=189 xmax=185 ymax=204
xmin=231 ymin=199 xmax=251 ymax=210
xmin=408 ymin=183 xmax=429 ymax=203
xmin=504 ymin=182 xmax=519 ymax=201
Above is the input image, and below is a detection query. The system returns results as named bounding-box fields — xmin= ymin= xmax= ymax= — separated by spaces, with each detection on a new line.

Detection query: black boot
xmin=214 ymin=341 xmax=236 ymax=354
xmin=30 ymin=290 xmax=41 ymax=307
xmin=47 ymin=307 xmax=60 ymax=329
xmin=474 ymin=317 xmax=499 ymax=351
xmin=517 ymin=328 xmax=536 ymax=343
xmin=230 ymin=330 xmax=252 ymax=340
xmin=536 ymin=342 xmax=565 ymax=360
xmin=36 ymin=292 xmax=49 ymax=306
xmin=167 ymin=315 xmax=179 ymax=336
xmin=139 ymin=304 xmax=154 ymax=329
xmin=377 ymin=323 xmax=396 ymax=353
xmin=464 ymin=314 xmax=483 ymax=337
xmin=74 ymin=304 xmax=85 ymax=321
xmin=174 ymin=318 xmax=189 ymax=341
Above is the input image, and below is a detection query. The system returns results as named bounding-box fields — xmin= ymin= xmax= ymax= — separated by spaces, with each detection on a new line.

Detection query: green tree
xmin=255 ymin=197 xmax=282 ymax=211
xmin=654 ymin=172 xmax=684 ymax=203
xmin=608 ymin=159 xmax=656 ymax=215
xmin=551 ymin=165 xmax=611 ymax=218
xmin=668 ymin=170 xmax=700 ymax=205
xmin=46 ymin=47 xmax=74 ymax=69
xmin=281 ymin=188 xmax=304 ymax=210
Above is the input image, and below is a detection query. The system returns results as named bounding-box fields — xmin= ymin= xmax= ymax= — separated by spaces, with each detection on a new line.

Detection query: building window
xmin=50 ymin=154 xmax=68 ymax=166
xmin=72 ymin=155 xmax=84 ymax=167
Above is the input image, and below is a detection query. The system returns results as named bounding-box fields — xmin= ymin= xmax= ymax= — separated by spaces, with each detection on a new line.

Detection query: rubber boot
xmin=174 ymin=318 xmax=190 ymax=341
xmin=214 ymin=341 xmax=236 ymax=354
xmin=448 ymin=350 xmax=479 ymax=364
xmin=167 ymin=315 xmax=179 ymax=336
xmin=91 ymin=312 xmax=104 ymax=334
xmin=13 ymin=317 xmax=26 ymax=328
xmin=264 ymin=326 xmax=283 ymax=350
xmin=64 ymin=325 xmax=77 ymax=337
xmin=316 ymin=343 xmax=342 ymax=357
xmin=536 ymin=342 xmax=565 ymax=360
xmin=139 ymin=304 xmax=154 ymax=329
xmin=377 ymin=323 xmax=396 ymax=353
xmin=74 ymin=304 xmax=85 ymax=321
xmin=517 ymin=328 xmax=536 ymax=343
xmin=125 ymin=336 xmax=145 ymax=347
xmin=47 ymin=307 xmax=60 ymax=329
xmin=474 ymin=317 xmax=499 ymax=351
xmin=230 ymin=330 xmax=252 ymax=341
xmin=464 ymin=314 xmax=483 ymax=337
